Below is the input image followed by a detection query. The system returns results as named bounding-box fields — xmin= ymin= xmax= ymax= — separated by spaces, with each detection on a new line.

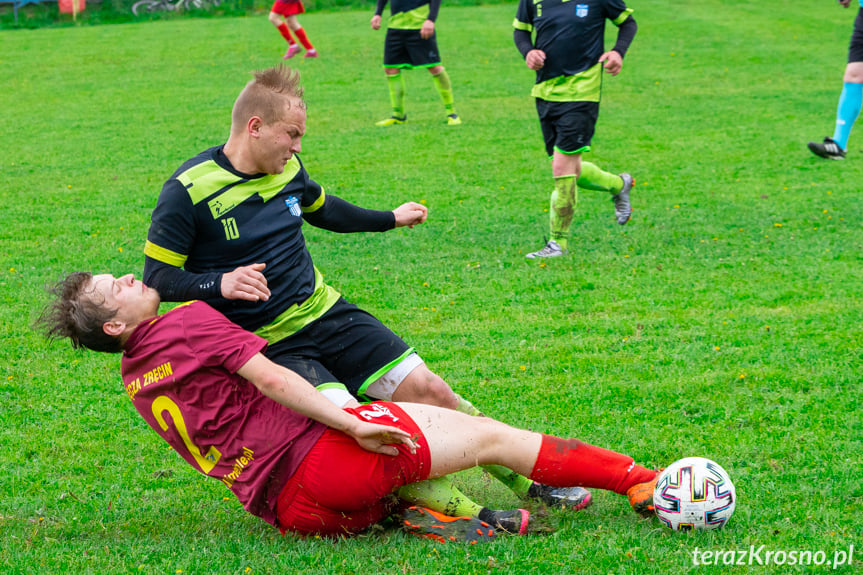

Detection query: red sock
xmin=294 ymin=27 xmax=314 ymax=50
xmin=277 ymin=22 xmax=295 ymax=44
xmin=529 ymin=434 xmax=657 ymax=495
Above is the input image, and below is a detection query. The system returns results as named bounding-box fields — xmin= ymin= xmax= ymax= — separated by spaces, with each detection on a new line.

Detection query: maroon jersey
xmin=120 ymin=301 xmax=327 ymax=526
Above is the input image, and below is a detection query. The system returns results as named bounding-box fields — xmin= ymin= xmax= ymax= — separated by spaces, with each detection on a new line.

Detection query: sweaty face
xmin=257 ymin=98 xmax=306 ymax=175
xmin=88 ymin=273 xmax=161 ymax=328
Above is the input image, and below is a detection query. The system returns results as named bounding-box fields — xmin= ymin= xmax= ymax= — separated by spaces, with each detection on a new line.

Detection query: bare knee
xmin=428 ymin=65 xmax=444 ymax=75
xmin=267 ymin=11 xmax=281 ymax=26
xmin=844 ymin=62 xmax=863 ymax=84
xmin=551 ymin=151 xmax=581 ymax=178
xmin=286 ymin=15 xmax=300 ymax=30
xmin=392 ymin=367 xmax=459 ymax=409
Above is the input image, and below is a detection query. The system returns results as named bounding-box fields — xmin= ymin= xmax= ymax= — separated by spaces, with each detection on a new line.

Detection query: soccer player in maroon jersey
xmin=142 ymin=65 xmax=593 ymax=517
xmin=269 ymin=0 xmax=318 ymax=60
xmin=39 ymin=271 xmax=660 ymax=540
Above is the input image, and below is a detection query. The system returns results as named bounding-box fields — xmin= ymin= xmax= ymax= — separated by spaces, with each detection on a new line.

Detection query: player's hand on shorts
xmin=420 ymin=19 xmax=435 ymax=39
xmin=352 ymin=421 xmax=417 ymax=455
xmin=393 ymin=202 xmax=428 ymax=228
xmin=371 ymin=14 xmax=382 ymax=29
xmin=221 ymin=263 xmax=270 ymax=302
xmin=525 ymin=49 xmax=546 ymax=70
xmin=600 ymin=50 xmax=623 ymax=75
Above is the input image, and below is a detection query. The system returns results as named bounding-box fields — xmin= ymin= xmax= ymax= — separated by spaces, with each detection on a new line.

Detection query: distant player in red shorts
xmin=269 ymin=0 xmax=318 ymax=59
xmin=39 ymin=271 xmax=662 ymax=541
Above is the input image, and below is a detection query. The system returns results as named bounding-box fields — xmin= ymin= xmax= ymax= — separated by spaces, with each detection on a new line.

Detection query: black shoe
xmin=808 ymin=137 xmax=846 ymax=160
xmin=528 ymin=483 xmax=593 ymax=510
xmin=479 ymin=508 xmax=529 ymax=535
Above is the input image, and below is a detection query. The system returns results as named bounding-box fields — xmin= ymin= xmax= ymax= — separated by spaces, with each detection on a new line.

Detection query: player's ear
xmin=103 ymin=320 xmax=126 ymax=338
xmin=248 ymin=116 xmax=263 ymax=137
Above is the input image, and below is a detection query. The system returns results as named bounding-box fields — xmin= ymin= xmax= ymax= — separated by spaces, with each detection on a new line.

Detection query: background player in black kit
xmin=370 ymin=0 xmax=460 ymax=126
xmin=514 ymin=0 xmax=638 ymax=258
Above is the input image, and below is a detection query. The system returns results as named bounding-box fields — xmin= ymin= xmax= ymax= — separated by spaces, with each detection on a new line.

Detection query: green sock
xmin=550 ymin=175 xmax=577 ymax=250
xmin=397 ymin=476 xmax=483 ymax=518
xmin=455 ymin=394 xmax=482 ymax=417
xmin=454 ymin=394 xmax=535 ymax=499
xmin=431 ymin=69 xmax=456 ymax=115
xmin=482 ymin=465 xmax=534 ymax=498
xmin=578 ymin=161 xmax=623 ymax=193
xmin=386 ymin=73 xmax=406 ymax=118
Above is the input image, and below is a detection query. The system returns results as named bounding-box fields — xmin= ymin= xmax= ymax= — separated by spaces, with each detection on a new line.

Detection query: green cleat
xmin=376 ymin=115 xmax=406 ymax=127
xmin=447 ymin=113 xmax=462 ymax=126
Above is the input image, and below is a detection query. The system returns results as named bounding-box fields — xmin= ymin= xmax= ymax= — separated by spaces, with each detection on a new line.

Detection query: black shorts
xmin=536 ymin=99 xmax=600 ymax=157
xmin=850 ymin=7 xmax=863 ymax=64
xmin=264 ymin=298 xmax=412 ymax=398
xmin=384 ymin=28 xmax=441 ymax=69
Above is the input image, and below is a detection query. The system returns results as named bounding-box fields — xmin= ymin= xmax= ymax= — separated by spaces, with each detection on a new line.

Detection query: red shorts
xmin=271 ymin=0 xmax=305 ymax=16
xmin=275 ymin=402 xmax=431 ymax=537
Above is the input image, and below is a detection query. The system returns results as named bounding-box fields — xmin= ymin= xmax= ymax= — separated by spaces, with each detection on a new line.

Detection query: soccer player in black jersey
xmin=808 ymin=0 xmax=863 ymax=160
xmin=514 ymin=0 xmax=638 ymax=258
xmin=143 ymin=65 xmax=592 ymax=533
xmin=370 ymin=0 xmax=460 ymax=126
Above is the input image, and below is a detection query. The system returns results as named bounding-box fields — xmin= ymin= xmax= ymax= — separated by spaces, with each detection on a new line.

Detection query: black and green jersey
xmin=514 ymin=0 xmax=633 ymax=102
xmin=375 ymin=0 xmax=440 ymax=30
xmin=143 ymin=146 xmax=392 ymax=344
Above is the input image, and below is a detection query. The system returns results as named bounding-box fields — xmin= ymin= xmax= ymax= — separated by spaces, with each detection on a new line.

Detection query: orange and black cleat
xmin=626 ymin=473 xmax=660 ymax=517
xmin=401 ymin=506 xmax=496 ymax=544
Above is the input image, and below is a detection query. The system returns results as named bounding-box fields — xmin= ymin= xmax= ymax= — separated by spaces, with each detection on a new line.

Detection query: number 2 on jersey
xmin=152 ymin=395 xmax=222 ymax=473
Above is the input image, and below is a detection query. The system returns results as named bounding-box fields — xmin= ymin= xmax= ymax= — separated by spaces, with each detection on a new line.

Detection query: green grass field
xmin=1 ymin=1 xmax=862 ymax=573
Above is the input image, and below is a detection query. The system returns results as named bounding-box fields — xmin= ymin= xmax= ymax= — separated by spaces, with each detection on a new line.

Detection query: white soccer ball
xmin=653 ymin=456 xmax=736 ymax=531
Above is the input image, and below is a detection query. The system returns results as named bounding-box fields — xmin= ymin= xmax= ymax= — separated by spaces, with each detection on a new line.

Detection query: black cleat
xmin=808 ymin=137 xmax=846 ymax=160
xmin=528 ymin=483 xmax=593 ymax=510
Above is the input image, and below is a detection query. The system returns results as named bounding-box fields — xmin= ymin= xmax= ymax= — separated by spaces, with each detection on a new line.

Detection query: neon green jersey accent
xmin=512 ymin=18 xmax=532 ymax=32
xmin=253 ymin=267 xmax=341 ymax=344
xmin=612 ymin=7 xmax=634 ymax=25
xmin=531 ymin=62 xmax=602 ymax=102
xmin=178 ymin=158 xmax=299 ymax=208
xmin=389 ymin=5 xmax=429 ymax=29
xmin=144 ymin=240 xmax=187 ymax=267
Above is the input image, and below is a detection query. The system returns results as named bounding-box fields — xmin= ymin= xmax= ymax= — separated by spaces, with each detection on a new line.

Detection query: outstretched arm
xmin=303 ymin=194 xmax=427 ymax=231
xmin=238 ymin=353 xmax=416 ymax=455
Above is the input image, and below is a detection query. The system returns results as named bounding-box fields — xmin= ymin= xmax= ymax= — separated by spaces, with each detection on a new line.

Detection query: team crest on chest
xmin=575 ymin=3 xmax=588 ymax=17
xmin=285 ymin=196 xmax=302 ymax=217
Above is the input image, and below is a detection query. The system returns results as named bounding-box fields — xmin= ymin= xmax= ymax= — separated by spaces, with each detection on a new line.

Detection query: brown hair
xmin=231 ymin=65 xmax=306 ymax=129
xmin=36 ymin=272 xmax=123 ymax=354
